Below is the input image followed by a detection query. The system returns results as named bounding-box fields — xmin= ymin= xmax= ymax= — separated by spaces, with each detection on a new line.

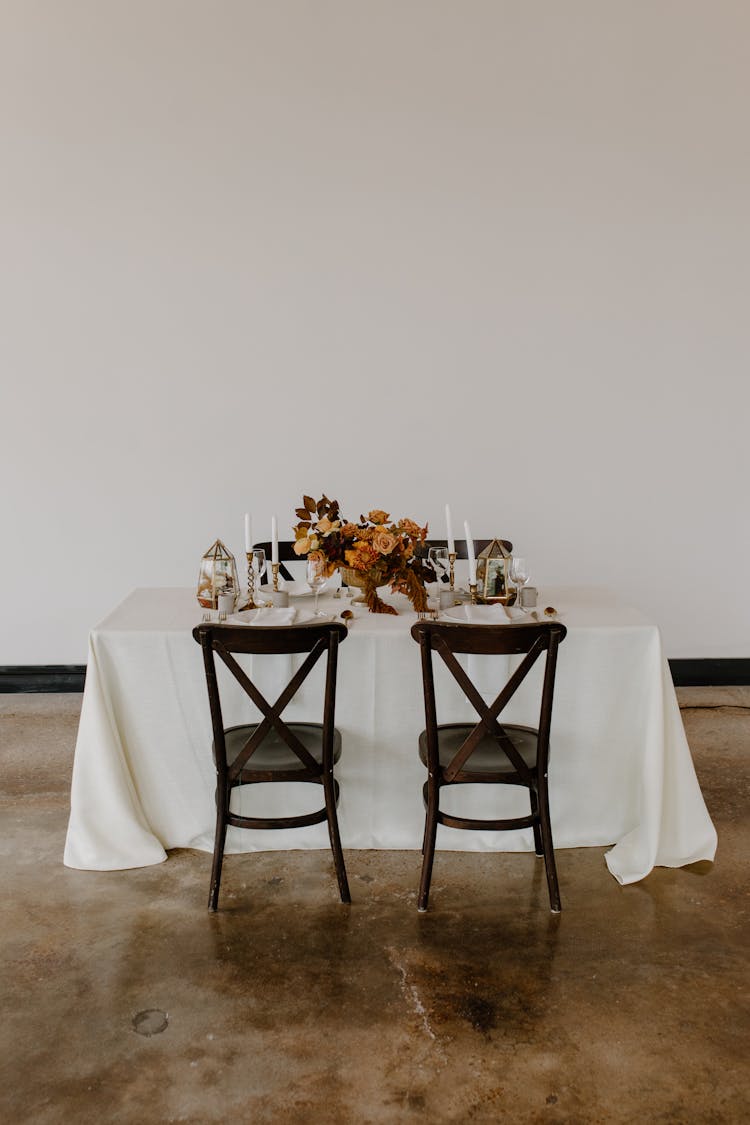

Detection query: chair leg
xmin=208 ymin=787 xmax=229 ymax=913
xmin=418 ymin=776 xmax=439 ymax=912
xmin=529 ymin=788 xmax=544 ymax=857
xmin=537 ymin=778 xmax=561 ymax=914
xmin=323 ymin=774 xmax=351 ymax=905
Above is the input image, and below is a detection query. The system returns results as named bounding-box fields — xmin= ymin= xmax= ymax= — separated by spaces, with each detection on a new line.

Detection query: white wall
xmin=2 ymin=1 xmax=748 ymax=663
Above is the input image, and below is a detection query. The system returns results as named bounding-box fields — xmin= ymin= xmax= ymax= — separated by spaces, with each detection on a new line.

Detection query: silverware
xmin=530 ymin=608 xmax=557 ymax=621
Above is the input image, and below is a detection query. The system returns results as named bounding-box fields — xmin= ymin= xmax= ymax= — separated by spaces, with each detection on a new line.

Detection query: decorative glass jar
xmin=196 ymin=539 xmax=239 ymax=609
xmin=476 ymin=538 xmax=513 ymax=604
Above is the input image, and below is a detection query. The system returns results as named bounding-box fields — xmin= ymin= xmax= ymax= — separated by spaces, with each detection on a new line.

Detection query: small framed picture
xmin=485 ymin=558 xmax=507 ymax=599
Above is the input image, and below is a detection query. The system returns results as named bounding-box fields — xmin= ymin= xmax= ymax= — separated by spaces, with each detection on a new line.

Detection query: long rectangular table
xmin=64 ymin=586 xmax=717 ymax=885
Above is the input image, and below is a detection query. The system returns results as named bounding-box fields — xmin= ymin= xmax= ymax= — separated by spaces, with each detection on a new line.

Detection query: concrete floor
xmin=1 ymin=690 xmax=748 ymax=1124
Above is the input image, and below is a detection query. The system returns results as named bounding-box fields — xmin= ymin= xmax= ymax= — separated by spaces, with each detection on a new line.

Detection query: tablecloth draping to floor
xmin=64 ymin=586 xmax=717 ymax=884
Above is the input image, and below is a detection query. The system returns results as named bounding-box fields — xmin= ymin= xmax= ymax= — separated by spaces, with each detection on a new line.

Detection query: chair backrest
xmin=411 ymin=620 xmax=566 ymax=782
xmin=193 ymin=622 xmax=348 ymax=783
xmin=422 ymin=538 xmax=512 ymax=559
xmin=252 ymin=541 xmax=298 ymax=581
xmin=254 ymin=539 xmax=514 ymax=580
xmin=255 ymin=537 xmax=512 ymax=576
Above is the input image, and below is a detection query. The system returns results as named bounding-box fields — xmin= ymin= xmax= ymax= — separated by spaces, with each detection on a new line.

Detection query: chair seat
xmin=221 ymin=722 xmax=342 ymax=773
xmin=418 ymin=722 xmax=539 ymax=775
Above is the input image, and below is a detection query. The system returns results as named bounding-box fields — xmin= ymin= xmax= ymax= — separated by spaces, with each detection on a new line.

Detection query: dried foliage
xmin=292 ymin=495 xmax=431 ymax=614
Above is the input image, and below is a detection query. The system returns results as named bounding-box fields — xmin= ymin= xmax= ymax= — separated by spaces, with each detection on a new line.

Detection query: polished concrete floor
xmin=1 ymin=689 xmax=748 ymax=1124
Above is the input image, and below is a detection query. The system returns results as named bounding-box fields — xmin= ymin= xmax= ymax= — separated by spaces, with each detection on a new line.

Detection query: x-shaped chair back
xmin=411 ymin=620 xmax=567 ymax=782
xmin=251 ymin=542 xmax=298 ymax=582
xmin=193 ymin=622 xmax=348 ymax=784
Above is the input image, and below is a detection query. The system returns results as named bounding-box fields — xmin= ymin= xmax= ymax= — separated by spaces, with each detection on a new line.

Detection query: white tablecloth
xmin=64 ymin=586 xmax=717 ymax=884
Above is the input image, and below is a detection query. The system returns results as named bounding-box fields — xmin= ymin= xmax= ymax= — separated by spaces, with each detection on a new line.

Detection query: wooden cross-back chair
xmin=193 ymin=621 xmax=350 ymax=911
xmin=411 ymin=619 xmax=567 ymax=913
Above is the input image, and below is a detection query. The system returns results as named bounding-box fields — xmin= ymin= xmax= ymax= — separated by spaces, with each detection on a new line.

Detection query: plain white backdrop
xmin=2 ymin=1 xmax=748 ymax=662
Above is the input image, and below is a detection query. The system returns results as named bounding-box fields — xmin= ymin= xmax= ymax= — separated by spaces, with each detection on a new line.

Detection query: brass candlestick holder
xmin=448 ymin=551 xmax=457 ymax=591
xmin=469 ymin=581 xmax=478 ymax=605
xmin=245 ymin=552 xmax=256 ymax=608
xmin=271 ymin=562 xmax=280 ymax=591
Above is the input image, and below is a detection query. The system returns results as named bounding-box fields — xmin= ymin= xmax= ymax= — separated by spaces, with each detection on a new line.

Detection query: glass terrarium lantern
xmin=476 ymin=538 xmax=513 ymax=605
xmin=196 ymin=539 xmax=239 ymax=609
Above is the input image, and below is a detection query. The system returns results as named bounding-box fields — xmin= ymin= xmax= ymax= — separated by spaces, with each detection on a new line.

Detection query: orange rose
xmin=367 ymin=509 xmax=390 ymax=526
xmin=294 ymin=534 xmax=320 ymax=554
xmin=398 ymin=518 xmax=426 ymax=540
xmin=373 ymin=531 xmax=398 ymax=555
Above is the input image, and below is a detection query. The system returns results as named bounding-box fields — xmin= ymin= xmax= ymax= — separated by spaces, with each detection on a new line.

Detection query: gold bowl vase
xmin=340 ymin=566 xmax=370 ymax=605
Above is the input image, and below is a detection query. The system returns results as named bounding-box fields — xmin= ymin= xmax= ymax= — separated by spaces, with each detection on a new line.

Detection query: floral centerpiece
xmin=293 ymin=495 xmax=431 ymax=614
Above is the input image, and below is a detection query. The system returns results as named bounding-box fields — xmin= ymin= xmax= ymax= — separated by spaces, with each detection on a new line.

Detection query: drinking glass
xmin=306 ymin=556 xmax=328 ymax=616
xmin=428 ymin=547 xmax=449 ymax=614
xmin=251 ymin=548 xmax=267 ymax=604
xmin=510 ymin=556 xmax=529 ymax=605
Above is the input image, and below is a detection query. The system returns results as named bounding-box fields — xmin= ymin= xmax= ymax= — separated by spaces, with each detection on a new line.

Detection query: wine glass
xmin=251 ymin=548 xmax=266 ymax=604
xmin=428 ymin=547 xmax=449 ymax=615
xmin=510 ymin=556 xmax=529 ymax=607
xmin=306 ymin=556 xmax=328 ymax=616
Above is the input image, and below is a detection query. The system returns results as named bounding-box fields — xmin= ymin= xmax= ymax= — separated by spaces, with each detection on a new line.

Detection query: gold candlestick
xmin=469 ymin=582 xmax=478 ymax=605
xmin=448 ymin=551 xmax=457 ymax=591
xmin=245 ymin=552 xmax=256 ymax=608
xmin=271 ymin=561 xmax=280 ymax=591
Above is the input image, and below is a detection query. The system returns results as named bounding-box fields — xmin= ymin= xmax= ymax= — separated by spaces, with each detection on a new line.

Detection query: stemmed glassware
xmin=510 ymin=556 xmax=529 ymax=608
xmin=428 ymin=547 xmax=449 ymax=615
xmin=251 ymin=549 xmax=267 ymax=604
xmin=306 ymin=556 xmax=328 ymax=617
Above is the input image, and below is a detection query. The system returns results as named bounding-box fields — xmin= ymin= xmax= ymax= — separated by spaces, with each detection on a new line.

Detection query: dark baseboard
xmin=668 ymin=659 xmax=750 ymax=688
xmin=0 ymin=666 xmax=87 ymax=693
xmin=1 ymin=659 xmax=749 ymax=693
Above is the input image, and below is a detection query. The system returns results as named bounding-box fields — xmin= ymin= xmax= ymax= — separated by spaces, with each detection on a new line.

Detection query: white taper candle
xmin=464 ymin=521 xmax=476 ymax=585
xmin=271 ymin=516 xmax=279 ymax=564
xmin=445 ymin=504 xmax=455 ymax=555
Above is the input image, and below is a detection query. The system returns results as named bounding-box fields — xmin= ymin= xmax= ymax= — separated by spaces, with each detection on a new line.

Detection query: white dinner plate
xmin=444 ymin=605 xmax=536 ymax=625
xmin=259 ymin=581 xmax=315 ymax=599
xmin=225 ymin=608 xmax=334 ymax=626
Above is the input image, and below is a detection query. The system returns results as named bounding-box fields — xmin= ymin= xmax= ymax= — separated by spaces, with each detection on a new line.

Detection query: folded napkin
xmin=224 ymin=607 xmax=297 ymax=627
xmin=461 ymin=604 xmax=529 ymax=625
xmin=506 ymin=605 xmax=528 ymax=621
xmin=249 ymin=607 xmax=297 ymax=627
xmin=463 ymin=604 xmax=510 ymax=624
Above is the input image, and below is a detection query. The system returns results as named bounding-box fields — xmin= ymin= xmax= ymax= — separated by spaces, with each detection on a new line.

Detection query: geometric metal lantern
xmin=196 ymin=539 xmax=239 ymax=609
xmin=476 ymin=537 xmax=513 ymax=604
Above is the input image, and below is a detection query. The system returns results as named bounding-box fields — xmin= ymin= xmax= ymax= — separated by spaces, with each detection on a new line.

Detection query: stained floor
xmin=1 ymin=689 xmax=748 ymax=1123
